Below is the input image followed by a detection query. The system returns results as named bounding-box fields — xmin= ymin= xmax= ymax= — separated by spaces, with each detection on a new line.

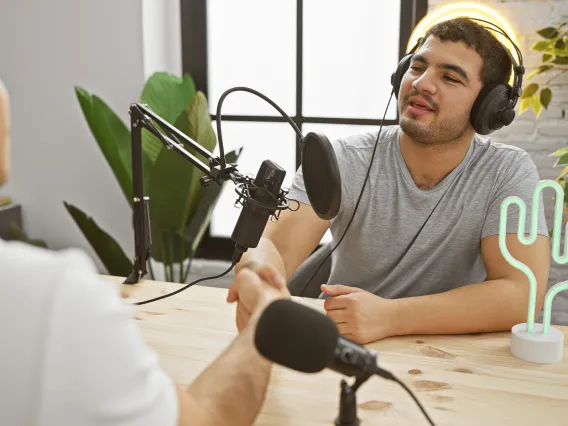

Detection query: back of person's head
xmin=0 ymin=77 xmax=10 ymax=187
xmin=419 ymin=17 xmax=512 ymax=87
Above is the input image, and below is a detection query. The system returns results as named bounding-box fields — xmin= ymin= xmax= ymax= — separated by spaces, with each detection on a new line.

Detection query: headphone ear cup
xmin=391 ymin=54 xmax=413 ymax=99
xmin=470 ymin=83 xmax=513 ymax=135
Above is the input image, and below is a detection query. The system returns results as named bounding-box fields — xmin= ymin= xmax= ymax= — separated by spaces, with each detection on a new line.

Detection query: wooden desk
xmin=109 ymin=276 xmax=568 ymax=426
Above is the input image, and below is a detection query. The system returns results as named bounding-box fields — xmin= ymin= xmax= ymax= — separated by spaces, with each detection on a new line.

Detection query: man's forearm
xmin=180 ymin=324 xmax=271 ymax=426
xmin=237 ymin=236 xmax=287 ymax=279
xmin=393 ymin=279 xmax=544 ymax=336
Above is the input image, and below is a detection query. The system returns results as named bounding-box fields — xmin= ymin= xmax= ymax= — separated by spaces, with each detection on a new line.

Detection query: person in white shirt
xmin=0 ymin=78 xmax=290 ymax=426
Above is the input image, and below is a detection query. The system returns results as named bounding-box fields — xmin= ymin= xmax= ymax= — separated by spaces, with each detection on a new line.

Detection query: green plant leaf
xmin=185 ymin=91 xmax=218 ymax=225
xmin=182 ymin=149 xmax=242 ymax=254
xmin=75 ymin=87 xmax=133 ymax=205
xmin=551 ymin=146 xmax=568 ymax=157
xmin=527 ymin=65 xmax=554 ymax=80
xmin=146 ymin=91 xmax=218 ymax=235
xmin=540 ymin=87 xmax=552 ymax=109
xmin=521 ymin=83 xmax=539 ymax=98
xmin=64 ymin=202 xmax=133 ymax=276
xmin=532 ymin=40 xmax=552 ymax=51
xmin=139 ymin=72 xmax=196 ymax=164
xmin=519 ymin=97 xmax=533 ymax=115
xmin=538 ymin=27 xmax=559 ymax=39
xmin=552 ymin=56 xmax=568 ymax=65
xmin=556 ymin=165 xmax=568 ymax=180
xmin=555 ymin=153 xmax=568 ymax=167
xmin=543 ymin=53 xmax=553 ymax=63
xmin=532 ymin=94 xmax=543 ymax=117
xmin=145 ymin=92 xmax=215 ymax=234
xmin=6 ymin=221 xmax=48 ymax=248
xmin=555 ymin=38 xmax=566 ymax=49
xmin=147 ymin=140 xmax=197 ymax=233
xmin=543 ymin=48 xmax=568 ymax=56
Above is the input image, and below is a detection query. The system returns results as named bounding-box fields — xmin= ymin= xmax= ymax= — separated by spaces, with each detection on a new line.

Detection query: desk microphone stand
xmin=335 ymin=373 xmax=371 ymax=426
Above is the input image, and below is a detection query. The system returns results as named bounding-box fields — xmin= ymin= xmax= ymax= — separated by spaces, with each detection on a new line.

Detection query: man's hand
xmin=227 ymin=264 xmax=290 ymax=332
xmin=321 ymin=284 xmax=398 ymax=344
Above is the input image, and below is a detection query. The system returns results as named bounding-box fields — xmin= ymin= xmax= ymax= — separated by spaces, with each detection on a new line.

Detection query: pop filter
xmin=300 ymin=132 xmax=342 ymax=220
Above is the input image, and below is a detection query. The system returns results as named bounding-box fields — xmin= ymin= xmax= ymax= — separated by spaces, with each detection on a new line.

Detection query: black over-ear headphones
xmin=390 ymin=17 xmax=525 ymax=135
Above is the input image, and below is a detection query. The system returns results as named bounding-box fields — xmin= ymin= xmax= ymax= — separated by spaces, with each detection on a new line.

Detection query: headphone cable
xmin=299 ymin=91 xmax=395 ymax=296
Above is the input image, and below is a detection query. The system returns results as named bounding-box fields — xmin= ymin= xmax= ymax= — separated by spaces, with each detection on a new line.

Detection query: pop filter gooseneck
xmin=214 ymin=87 xmax=342 ymax=221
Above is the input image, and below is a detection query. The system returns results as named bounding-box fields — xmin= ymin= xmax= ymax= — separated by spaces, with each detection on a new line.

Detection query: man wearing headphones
xmin=234 ymin=17 xmax=551 ymax=344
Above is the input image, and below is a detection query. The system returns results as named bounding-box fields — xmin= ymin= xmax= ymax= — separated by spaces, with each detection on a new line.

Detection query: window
xmin=181 ymin=0 xmax=427 ymax=260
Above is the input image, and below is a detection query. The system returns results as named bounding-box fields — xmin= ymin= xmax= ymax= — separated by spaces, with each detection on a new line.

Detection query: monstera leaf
xmin=150 ymin=148 xmax=242 ymax=264
xmin=147 ymin=91 xmax=217 ymax=234
xmin=75 ymin=87 xmax=133 ymax=204
xmin=139 ymin=72 xmax=196 ymax=164
xmin=64 ymin=202 xmax=132 ymax=276
xmin=183 ymin=148 xmax=242 ymax=255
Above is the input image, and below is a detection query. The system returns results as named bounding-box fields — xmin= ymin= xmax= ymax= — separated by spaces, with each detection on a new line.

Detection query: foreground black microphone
xmin=255 ymin=299 xmax=379 ymax=377
xmin=254 ymin=300 xmax=436 ymax=426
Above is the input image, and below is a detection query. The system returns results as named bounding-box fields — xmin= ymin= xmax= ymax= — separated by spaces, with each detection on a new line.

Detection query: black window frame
xmin=181 ymin=0 xmax=428 ymax=261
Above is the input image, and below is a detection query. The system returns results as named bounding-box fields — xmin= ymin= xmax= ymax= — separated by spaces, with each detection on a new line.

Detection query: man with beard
xmin=232 ymin=17 xmax=551 ymax=344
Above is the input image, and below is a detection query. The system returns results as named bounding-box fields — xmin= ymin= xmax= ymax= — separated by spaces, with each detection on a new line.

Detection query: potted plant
xmin=66 ymin=72 xmax=240 ymax=283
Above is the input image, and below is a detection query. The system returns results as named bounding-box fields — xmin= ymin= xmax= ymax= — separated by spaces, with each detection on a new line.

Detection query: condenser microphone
xmin=231 ymin=160 xmax=286 ymax=259
xmin=230 ymin=132 xmax=342 ymax=263
xmin=254 ymin=299 xmax=381 ymax=377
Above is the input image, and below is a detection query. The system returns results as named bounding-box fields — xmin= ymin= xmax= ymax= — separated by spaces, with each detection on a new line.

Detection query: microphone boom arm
xmin=125 ymin=102 xmax=240 ymax=285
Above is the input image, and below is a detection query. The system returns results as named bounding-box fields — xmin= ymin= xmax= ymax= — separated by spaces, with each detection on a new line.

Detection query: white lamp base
xmin=510 ymin=323 xmax=564 ymax=364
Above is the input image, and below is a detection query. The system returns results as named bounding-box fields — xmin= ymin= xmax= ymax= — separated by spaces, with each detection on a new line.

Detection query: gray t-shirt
xmin=288 ymin=125 xmax=548 ymax=298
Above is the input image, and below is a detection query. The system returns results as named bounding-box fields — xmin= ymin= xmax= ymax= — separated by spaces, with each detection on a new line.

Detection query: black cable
xmin=215 ymin=87 xmax=304 ymax=169
xmin=374 ymin=367 xmax=436 ymax=426
xmin=298 ymin=91 xmax=395 ymax=296
xmin=133 ymin=262 xmax=236 ymax=306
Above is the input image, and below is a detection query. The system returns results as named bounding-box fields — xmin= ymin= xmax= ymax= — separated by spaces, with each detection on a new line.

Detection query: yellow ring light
xmin=407 ymin=3 xmax=519 ymax=85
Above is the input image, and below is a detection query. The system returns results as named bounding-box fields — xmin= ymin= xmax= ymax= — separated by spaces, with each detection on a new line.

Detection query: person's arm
xmin=176 ymin=266 xmax=289 ymax=426
xmin=44 ymin=250 xmax=288 ymax=426
xmin=392 ymin=234 xmax=551 ymax=336
xmin=176 ymin=321 xmax=271 ymax=426
xmin=236 ymin=202 xmax=329 ymax=281
xmin=321 ymin=234 xmax=551 ymax=343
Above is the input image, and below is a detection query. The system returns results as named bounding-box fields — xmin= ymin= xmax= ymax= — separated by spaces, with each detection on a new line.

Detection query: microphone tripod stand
xmin=125 ymin=102 xmax=240 ymax=285
xmin=125 ymin=102 xmax=292 ymax=285
xmin=335 ymin=373 xmax=371 ymax=426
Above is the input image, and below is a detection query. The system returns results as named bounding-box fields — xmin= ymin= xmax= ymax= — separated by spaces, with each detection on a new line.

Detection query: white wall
xmin=0 ymin=0 xmax=148 ymax=271
xmin=142 ymin=0 xmax=182 ymax=80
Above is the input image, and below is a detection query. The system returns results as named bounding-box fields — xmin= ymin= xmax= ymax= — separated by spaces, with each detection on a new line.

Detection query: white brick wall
xmin=427 ymin=0 xmax=568 ymax=325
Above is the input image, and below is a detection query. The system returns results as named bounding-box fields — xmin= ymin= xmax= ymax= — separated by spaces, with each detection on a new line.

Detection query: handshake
xmin=226 ymin=262 xmax=291 ymax=333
